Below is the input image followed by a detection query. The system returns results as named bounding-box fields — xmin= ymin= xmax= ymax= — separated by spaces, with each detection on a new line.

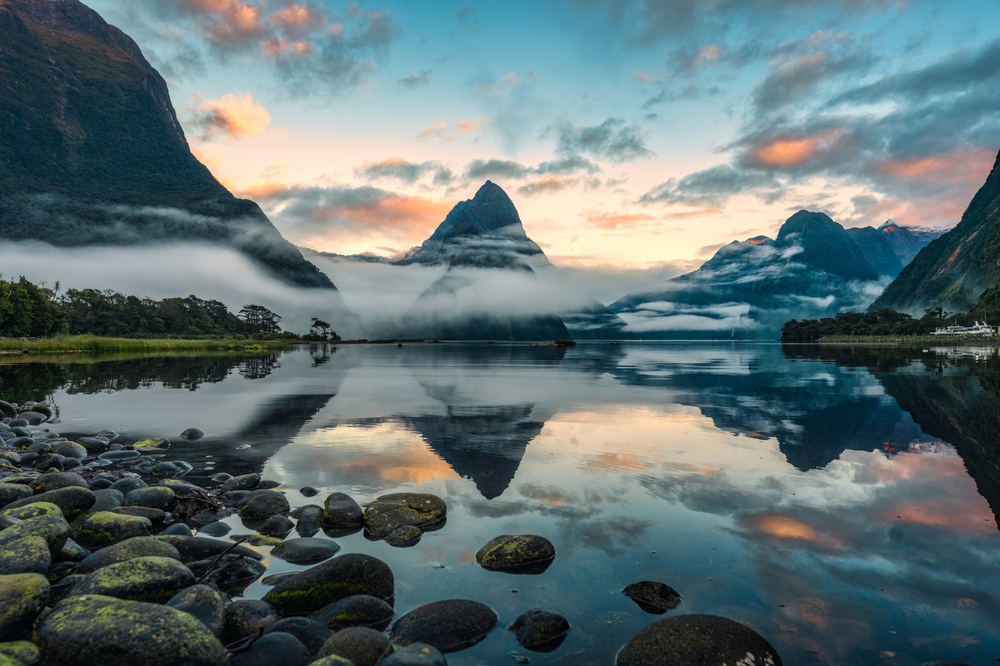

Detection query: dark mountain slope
xmin=0 ymin=0 xmax=334 ymax=290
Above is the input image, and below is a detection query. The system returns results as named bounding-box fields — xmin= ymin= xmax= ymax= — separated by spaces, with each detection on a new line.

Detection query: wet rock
xmin=257 ymin=480 xmax=281 ymax=490
xmin=615 ymin=614 xmax=783 ymax=666
xmin=51 ymin=441 xmax=87 ymax=461
xmin=307 ymin=656 xmax=355 ymax=666
xmin=76 ymin=536 xmax=181 ymax=574
xmin=26 ymin=442 xmax=51 ymax=455
xmin=390 ymin=599 xmax=498 ymax=653
xmin=232 ymin=632 xmax=311 ymax=666
xmin=3 ymin=502 xmax=63 ymax=521
xmin=68 ymin=555 xmax=195 ymax=603
xmin=56 ymin=538 xmax=88 ymax=563
xmin=112 ymin=506 xmax=166 ymax=523
xmin=0 ymin=536 xmax=50 ymax=575
xmin=240 ymin=491 xmax=289 ymax=519
xmin=212 ymin=554 xmax=266 ymax=596
xmin=133 ymin=438 xmax=170 ymax=453
xmin=475 ymin=535 xmax=555 ymax=573
xmin=0 ymin=640 xmax=39 ymax=666
xmin=210 ymin=473 xmax=233 ymax=483
xmin=508 ymin=609 xmax=571 ymax=651
xmin=73 ymin=511 xmax=152 ymax=549
xmin=198 ymin=521 xmax=230 ymax=537
xmin=109 ymin=477 xmax=147 ymax=495
xmin=300 ymin=486 xmax=319 ymax=497
xmin=0 ymin=401 xmax=15 ymax=419
xmin=363 ymin=494 xmax=446 ymax=540
xmin=380 ymin=643 xmax=447 ymax=666
xmin=78 ymin=436 xmax=110 ymax=451
xmin=264 ymin=617 xmax=331 ymax=656
xmin=180 ymin=428 xmax=205 ymax=441
xmin=36 ymin=594 xmax=228 ymax=666
xmin=0 ymin=515 xmax=70 ymax=552
xmin=385 ymin=526 xmax=422 ymax=548
xmin=622 ymin=581 xmax=682 ymax=614
xmin=225 ymin=599 xmax=278 ymax=644
xmin=222 ymin=473 xmax=260 ymax=492
xmin=0 ymin=573 xmax=49 ymax=641
xmin=160 ymin=479 xmax=205 ymax=495
xmin=0 ymin=452 xmax=21 ymax=466
xmin=312 ymin=595 xmax=394 ymax=632
xmin=318 ymin=627 xmax=391 ymax=666
xmin=321 ymin=493 xmax=363 ymax=530
xmin=17 ymin=412 xmax=47 ymax=426
xmin=154 ymin=535 xmax=262 ymax=562
xmin=90 ymin=488 xmax=125 ymax=513
xmin=296 ymin=505 xmax=323 ymax=537
xmin=272 ymin=538 xmax=341 ymax=565
xmin=167 ymin=584 xmax=225 ymax=639
xmin=30 ymin=472 xmax=87 ymax=494
xmin=4 ymin=437 xmax=32 ymax=450
xmin=264 ymin=553 xmax=394 ymax=615
xmin=3 ymin=486 xmax=95 ymax=521
xmin=261 ymin=571 xmax=300 ymax=587
xmin=258 ymin=514 xmax=294 ymax=538
xmin=32 ymin=453 xmax=64 ymax=472
xmin=163 ymin=523 xmax=195 ymax=536
xmin=125 ymin=486 xmax=176 ymax=511
xmin=99 ymin=450 xmax=140 ymax=462
xmin=27 ymin=404 xmax=53 ymax=419
xmin=0 ymin=484 xmax=34 ymax=509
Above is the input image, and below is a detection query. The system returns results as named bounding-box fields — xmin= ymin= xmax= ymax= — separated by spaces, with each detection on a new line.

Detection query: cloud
xmin=553 ymin=118 xmax=654 ymax=163
xmin=583 ymin=210 xmax=655 ymax=230
xmin=475 ymin=71 xmax=537 ymax=95
xmin=516 ymin=175 xmax=580 ymax=197
xmin=463 ymin=159 xmax=527 ymax=180
xmin=456 ymin=117 xmax=492 ymax=134
xmin=640 ymin=164 xmax=783 ymax=207
xmin=187 ymin=91 xmax=271 ymax=142
xmin=752 ymin=48 xmax=871 ymax=111
xmin=416 ymin=119 xmax=492 ymax=142
xmin=354 ymin=158 xmax=451 ymax=185
xmin=416 ymin=120 xmax=450 ymax=141
xmin=398 ymin=70 xmax=431 ymax=88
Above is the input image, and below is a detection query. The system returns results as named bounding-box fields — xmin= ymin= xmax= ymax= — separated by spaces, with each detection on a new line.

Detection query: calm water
xmin=3 ymin=343 xmax=1000 ymax=666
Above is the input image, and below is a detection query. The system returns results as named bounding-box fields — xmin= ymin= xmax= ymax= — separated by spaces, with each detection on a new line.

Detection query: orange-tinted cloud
xmin=517 ymin=175 xmax=579 ymax=196
xmin=879 ymin=149 xmax=996 ymax=184
xmin=584 ymin=210 xmax=655 ymax=230
xmin=416 ymin=120 xmax=451 ymax=141
xmin=749 ymin=514 xmax=843 ymax=548
xmin=883 ymin=499 xmax=996 ymax=534
xmin=456 ymin=117 xmax=493 ymax=134
xmin=269 ymin=3 xmax=325 ymax=31
xmin=748 ymin=130 xmax=842 ymax=169
xmin=179 ymin=0 xmax=264 ymax=43
xmin=189 ymin=91 xmax=271 ymax=142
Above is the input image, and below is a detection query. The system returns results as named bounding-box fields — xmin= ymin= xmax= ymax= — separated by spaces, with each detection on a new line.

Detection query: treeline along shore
xmin=782 ymin=307 xmax=1000 ymax=343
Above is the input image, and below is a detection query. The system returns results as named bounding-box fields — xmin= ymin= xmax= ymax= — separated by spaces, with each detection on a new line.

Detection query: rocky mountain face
xmin=871 ymin=149 xmax=1000 ymax=314
xmin=609 ymin=211 xmax=939 ymax=339
xmin=0 ymin=0 xmax=334 ymax=290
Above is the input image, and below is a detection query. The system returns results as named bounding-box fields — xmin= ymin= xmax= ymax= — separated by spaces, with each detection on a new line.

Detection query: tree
xmin=310 ymin=318 xmax=331 ymax=340
xmin=239 ymin=304 xmax=283 ymax=336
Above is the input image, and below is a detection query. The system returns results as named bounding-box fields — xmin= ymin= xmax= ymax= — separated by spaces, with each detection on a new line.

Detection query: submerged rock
xmin=390 ymin=599 xmax=498 ymax=653
xmin=318 ymin=627 xmax=391 ymax=666
xmin=385 ymin=526 xmax=422 ymax=548
xmin=475 ymin=535 xmax=555 ymax=573
xmin=0 ymin=573 xmax=49 ymax=641
xmin=312 ymin=594 xmax=394 ymax=631
xmin=180 ymin=428 xmax=205 ymax=441
xmin=380 ymin=643 xmax=447 ymax=666
xmin=363 ymin=493 xmax=446 ymax=539
xmin=263 ymin=553 xmax=394 ymax=615
xmin=258 ymin=514 xmax=294 ymax=538
xmin=616 ymin=614 xmax=783 ymax=666
xmin=508 ymin=609 xmax=571 ymax=652
xmin=36 ymin=595 xmax=228 ymax=666
xmin=622 ymin=581 xmax=682 ymax=614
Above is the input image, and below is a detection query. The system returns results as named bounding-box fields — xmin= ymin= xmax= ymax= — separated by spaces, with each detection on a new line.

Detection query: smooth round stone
xmin=167 ymin=584 xmax=225 ymax=639
xmin=476 ymin=535 xmax=555 ymax=573
xmin=17 ymin=412 xmax=47 ymax=426
xmin=0 ymin=640 xmax=39 ymax=666
xmin=257 ymin=480 xmax=281 ymax=490
xmin=89 ymin=476 xmax=113 ymax=490
xmin=363 ymin=493 xmax=446 ymax=539
xmin=133 ymin=438 xmax=170 ymax=453
xmin=0 ymin=452 xmax=20 ymax=466
xmin=0 ymin=535 xmax=50 ymax=575
xmin=198 ymin=521 xmax=231 ymax=537
xmin=3 ymin=501 xmax=63 ymax=520
xmin=78 ymin=436 xmax=110 ymax=451
xmin=125 ymin=486 xmax=176 ymax=511
xmin=308 ymin=657 xmax=355 ymax=666
xmin=210 ymin=473 xmax=233 ymax=483
xmin=0 ymin=515 xmax=70 ymax=552
xmin=508 ymin=609 xmax=571 ymax=651
xmin=4 ymin=437 xmax=32 ymax=450
xmin=180 ymin=428 xmax=205 ymax=441
xmin=222 ymin=474 xmax=260 ymax=492
xmin=616 ymin=614 xmax=784 ymax=666
xmin=0 ymin=401 xmax=15 ymax=419
xmin=261 ymin=571 xmax=300 ymax=587
xmin=36 ymin=595 xmax=228 ymax=666
xmin=109 ymin=477 xmax=147 ymax=495
xmin=159 ymin=479 xmax=204 ymax=495
xmin=0 ymin=573 xmax=49 ymax=641
xmin=95 ymin=430 xmax=119 ymax=442
xmin=312 ymin=594 xmax=394 ymax=631
xmin=31 ymin=472 xmax=87 ymax=494
xmin=99 ymin=450 xmax=140 ymax=461
xmin=319 ymin=627 xmax=391 ymax=666
xmin=7 ymin=420 xmax=28 ymax=428
xmin=385 ymin=526 xmax=422 ymax=548
xmin=0 ymin=483 xmax=33 ymax=508
xmin=112 ymin=506 xmax=166 ymax=524
xmin=5 ymin=486 xmax=95 ymax=521
xmin=271 ymin=538 xmax=341 ymax=565
xmin=68 ymin=555 xmax=196 ymax=603
xmin=161 ymin=522 xmax=194 ymax=536
xmin=224 ymin=599 xmax=278 ymax=644
xmin=73 ymin=511 xmax=152 ymax=549
xmin=258 ymin=514 xmax=294 ymax=538
xmin=154 ymin=536 xmax=262 ymax=563
xmin=622 ymin=581 xmax=682 ymax=614
xmin=300 ymin=486 xmax=319 ymax=497
xmin=51 ymin=441 xmax=87 ymax=460
xmin=33 ymin=453 xmax=64 ymax=472
xmin=90 ymin=488 xmax=125 ymax=513
xmin=263 ymin=553 xmax=394 ymax=615
xmin=232 ymin=632 xmax=311 ymax=666
xmin=389 ymin=599 xmax=498 ymax=653
xmin=264 ymin=617 xmax=331 ymax=656
xmin=76 ymin=536 xmax=181 ymax=574
xmin=58 ymin=538 xmax=89 ymax=563
xmin=296 ymin=505 xmax=323 ymax=538
xmin=240 ymin=491 xmax=289 ymax=519
xmin=380 ymin=643 xmax=447 ymax=666
xmin=28 ymin=405 xmax=53 ymax=418
xmin=321 ymin=492 xmax=363 ymax=529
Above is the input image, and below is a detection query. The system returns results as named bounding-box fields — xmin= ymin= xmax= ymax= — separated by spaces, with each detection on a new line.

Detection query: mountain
xmin=0 ymin=0 xmax=334 ymax=290
xmin=609 ymin=211 xmax=939 ymax=339
xmin=397 ymin=181 xmax=624 ymax=340
xmin=871 ymin=149 xmax=1000 ymax=314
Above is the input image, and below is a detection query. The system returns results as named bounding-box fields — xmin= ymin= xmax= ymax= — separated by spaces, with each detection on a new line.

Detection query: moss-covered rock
xmin=166 ymin=585 xmax=225 ymax=640
xmin=124 ymin=487 xmax=176 ymax=511
xmin=154 ymin=535 xmax=262 ymax=563
xmin=307 ymin=656 xmax=355 ymax=666
xmin=224 ymin=599 xmax=277 ymax=644
xmin=318 ymin=627 xmax=390 ymax=666
xmin=36 ymin=594 xmax=228 ymax=666
xmin=239 ymin=491 xmax=290 ymax=519
xmin=362 ymin=494 xmax=446 ymax=539
xmin=2 ymin=487 xmax=95 ymax=521
xmin=0 ymin=573 xmax=49 ymax=641
xmin=311 ymin=595 xmax=394 ymax=632
xmin=73 ymin=511 xmax=152 ymax=549
xmin=615 ymin=614 xmax=783 ymax=666
xmin=0 ymin=515 xmax=70 ymax=553
xmin=76 ymin=537 xmax=181 ymax=574
xmin=264 ymin=553 xmax=394 ymax=615
xmin=29 ymin=472 xmax=87 ymax=494
xmin=0 ymin=536 xmax=50 ymax=576
xmin=222 ymin=473 xmax=260 ymax=492
xmin=51 ymin=441 xmax=87 ymax=461
xmin=132 ymin=438 xmax=170 ymax=453
xmin=68 ymin=556 xmax=195 ymax=603
xmin=321 ymin=493 xmax=363 ymax=529
xmin=622 ymin=581 xmax=682 ymax=614
xmin=475 ymin=534 xmax=555 ymax=573
xmin=389 ymin=599 xmax=497 ymax=653
xmin=0 ymin=485 xmax=32 ymax=510
xmin=111 ymin=506 xmax=166 ymax=523
xmin=379 ymin=643 xmax=446 ymax=666
xmin=237 ymin=534 xmax=284 ymax=547
xmin=384 ymin=526 xmax=422 ymax=548
xmin=508 ymin=609 xmax=571 ymax=652
xmin=1 ymin=502 xmax=62 ymax=521
xmin=0 ymin=640 xmax=40 ymax=666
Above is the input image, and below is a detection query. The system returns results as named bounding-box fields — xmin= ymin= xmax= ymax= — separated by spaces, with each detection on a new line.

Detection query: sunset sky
xmin=89 ymin=0 xmax=1000 ymax=272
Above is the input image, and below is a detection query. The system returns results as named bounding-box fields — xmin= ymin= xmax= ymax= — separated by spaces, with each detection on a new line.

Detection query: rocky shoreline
xmin=0 ymin=398 xmax=786 ymax=665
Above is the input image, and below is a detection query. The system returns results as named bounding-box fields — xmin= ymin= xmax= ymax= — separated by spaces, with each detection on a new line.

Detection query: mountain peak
xmin=775 ymin=210 xmax=842 ymax=244
xmin=429 ymin=180 xmax=526 ymax=241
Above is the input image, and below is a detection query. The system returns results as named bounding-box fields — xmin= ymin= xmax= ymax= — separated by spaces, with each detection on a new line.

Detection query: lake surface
xmin=3 ymin=342 xmax=1000 ymax=666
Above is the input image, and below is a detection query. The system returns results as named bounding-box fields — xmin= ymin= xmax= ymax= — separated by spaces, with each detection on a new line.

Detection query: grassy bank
xmin=815 ymin=334 xmax=998 ymax=344
xmin=0 ymin=335 xmax=295 ymax=354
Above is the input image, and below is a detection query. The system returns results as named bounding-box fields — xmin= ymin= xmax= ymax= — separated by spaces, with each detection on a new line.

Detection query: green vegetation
xmin=0 ymin=276 xmax=66 ymax=338
xmin=780 ymin=307 xmax=983 ymax=342
xmin=0 ymin=336 xmax=289 ymax=353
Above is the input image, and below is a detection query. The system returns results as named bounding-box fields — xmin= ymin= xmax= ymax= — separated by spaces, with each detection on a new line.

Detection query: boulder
xmin=318 ymin=627 xmax=390 ymax=666
xmin=222 ymin=474 xmax=260 ymax=492
xmin=389 ymin=599 xmax=497 ymax=653
xmin=0 ymin=536 xmax=50 ymax=575
xmin=154 ymin=536 xmax=262 ymax=563
xmin=112 ymin=506 xmax=166 ymax=523
xmin=68 ymin=556 xmax=195 ymax=603
xmin=2 ymin=486 xmax=95 ymax=521
xmin=385 ymin=526 xmax=422 ymax=548
xmin=2 ymin=501 xmax=62 ymax=521
xmin=0 ymin=573 xmax=49 ymax=641
xmin=312 ymin=595 xmax=394 ymax=632
xmin=73 ymin=511 xmax=152 ymax=549
xmin=363 ymin=494 xmax=445 ymax=539
xmin=0 ymin=640 xmax=39 ymax=666
xmin=89 ymin=489 xmax=125 ymax=513
xmin=258 ymin=514 xmax=294 ymax=538
xmin=167 ymin=585 xmax=225 ymax=639
xmin=271 ymin=538 xmax=341 ymax=565
xmin=76 ymin=537 xmax=181 ymax=574
xmin=508 ymin=609 xmax=571 ymax=651
xmin=296 ymin=505 xmax=323 ymax=537
xmin=0 ymin=484 xmax=32 ymax=509
xmin=321 ymin=493 xmax=363 ymax=530
xmin=616 ymin=614 xmax=783 ymax=666
xmin=622 ymin=581 xmax=682 ymax=614
xmin=231 ymin=632 xmax=311 ymax=666
xmin=240 ymin=491 xmax=290 ymax=519
xmin=476 ymin=535 xmax=555 ymax=573
xmin=0 ymin=515 xmax=70 ymax=552
xmin=30 ymin=472 xmax=87 ymax=494
xmin=264 ymin=553 xmax=394 ymax=615
xmin=125 ymin=487 xmax=176 ymax=511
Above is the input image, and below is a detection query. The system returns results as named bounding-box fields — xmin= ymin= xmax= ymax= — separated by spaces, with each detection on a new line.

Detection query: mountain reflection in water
xmin=1 ymin=343 xmax=999 ymax=665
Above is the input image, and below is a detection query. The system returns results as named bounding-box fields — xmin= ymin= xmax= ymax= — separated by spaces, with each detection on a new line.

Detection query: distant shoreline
xmin=812 ymin=335 xmax=998 ymax=345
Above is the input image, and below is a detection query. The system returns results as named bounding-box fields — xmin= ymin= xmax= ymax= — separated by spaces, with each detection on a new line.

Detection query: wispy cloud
xmin=188 ymin=91 xmax=271 ymax=142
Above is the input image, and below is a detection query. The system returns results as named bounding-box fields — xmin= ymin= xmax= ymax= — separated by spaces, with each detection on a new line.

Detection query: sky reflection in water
xmin=3 ymin=343 xmax=999 ymax=665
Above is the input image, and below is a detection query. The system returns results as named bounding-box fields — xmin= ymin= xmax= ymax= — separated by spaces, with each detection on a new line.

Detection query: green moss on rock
xmin=362 ymin=493 xmax=446 ymax=539
xmin=76 ymin=537 xmax=180 ymax=574
xmin=68 ymin=556 xmax=195 ymax=603
xmin=0 ymin=573 xmax=49 ymax=641
xmin=0 ymin=640 xmax=40 ymax=666
xmin=264 ymin=553 xmax=394 ymax=615
xmin=615 ymin=614 xmax=783 ymax=666
xmin=475 ymin=535 xmax=555 ymax=571
xmin=0 ymin=515 xmax=70 ymax=553
xmin=73 ymin=511 xmax=151 ymax=549
xmin=2 ymin=502 xmax=63 ymax=521
xmin=0 ymin=536 xmax=50 ymax=576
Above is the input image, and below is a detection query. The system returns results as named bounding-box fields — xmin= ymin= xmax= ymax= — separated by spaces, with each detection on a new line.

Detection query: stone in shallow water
xmin=615 ymin=614 xmax=783 ymax=666
xmin=109 ymin=477 xmax=147 ymax=495
xmin=160 ymin=522 xmax=193 ymax=536
xmin=0 ymin=573 xmax=49 ymax=641
xmin=223 ymin=473 xmax=260 ymax=492
xmin=312 ymin=594 xmax=394 ymax=631
xmin=263 ymin=617 xmax=331 ymax=656
xmin=180 ymin=428 xmax=205 ymax=441
xmin=389 ymin=599 xmax=498 ymax=653
xmin=319 ymin=627 xmax=390 ymax=666
xmin=385 ymin=526 xmax=422 ymax=548
xmin=380 ymin=643 xmax=447 ymax=666
xmin=321 ymin=492 xmax=363 ymax=530
xmin=261 ymin=571 xmax=300 ymax=587
xmin=232 ymin=632 xmax=311 ymax=666
xmin=240 ymin=491 xmax=289 ymax=519
xmin=475 ymin=534 xmax=555 ymax=574
xmin=76 ymin=536 xmax=181 ymax=574
xmin=198 ymin=521 xmax=231 ymax=537
xmin=296 ymin=505 xmax=323 ymax=537
xmin=263 ymin=553 xmax=394 ymax=615
xmin=363 ymin=493 xmax=446 ymax=539
xmin=508 ymin=609 xmax=571 ymax=652
xmin=167 ymin=584 xmax=226 ymax=640
xmin=622 ymin=581 xmax=682 ymax=614
xmin=258 ymin=514 xmax=294 ymax=538
xmin=155 ymin=535 xmax=262 ymax=563
xmin=36 ymin=595 xmax=228 ymax=666
xmin=300 ymin=486 xmax=319 ymax=497
xmin=224 ymin=599 xmax=278 ymax=645
xmin=68 ymin=555 xmax=195 ymax=604
xmin=271 ymin=537 xmax=341 ymax=564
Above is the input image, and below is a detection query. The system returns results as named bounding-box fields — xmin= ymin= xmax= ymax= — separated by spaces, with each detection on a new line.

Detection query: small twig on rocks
xmin=195 ymin=540 xmax=243 ymax=585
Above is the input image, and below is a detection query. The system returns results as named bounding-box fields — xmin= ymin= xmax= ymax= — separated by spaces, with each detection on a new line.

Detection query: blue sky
xmin=88 ymin=0 xmax=1000 ymax=269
